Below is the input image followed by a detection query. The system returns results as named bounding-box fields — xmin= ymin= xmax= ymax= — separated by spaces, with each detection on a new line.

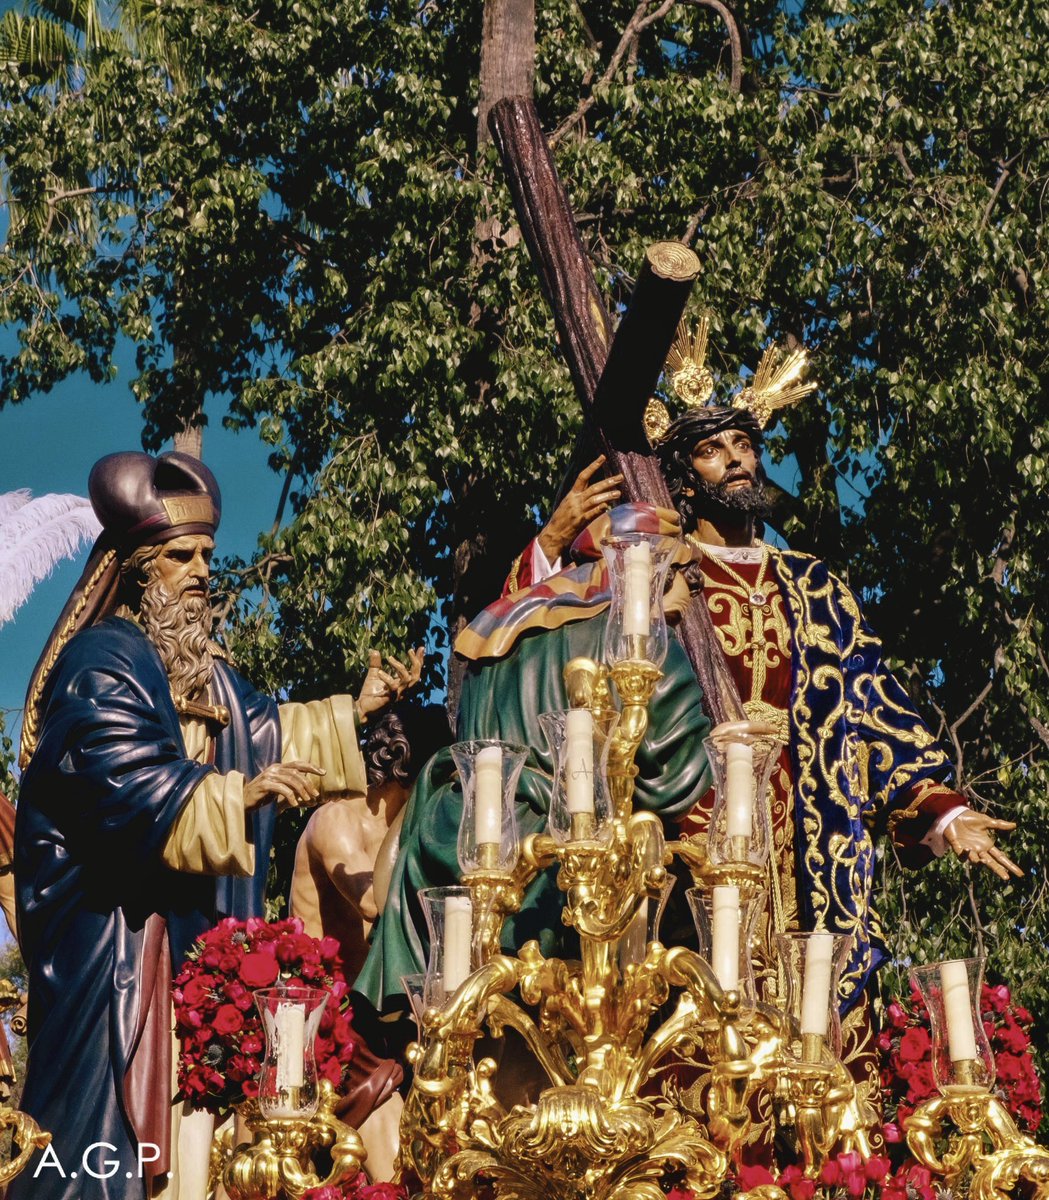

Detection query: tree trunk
xmin=173 ymin=422 xmax=202 ymax=459
xmin=478 ymin=0 xmax=535 ymax=148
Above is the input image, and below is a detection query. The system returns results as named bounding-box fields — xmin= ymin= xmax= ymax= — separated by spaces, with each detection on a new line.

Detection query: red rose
xmin=357 ymin=1185 xmax=408 ymax=1200
xmin=239 ymin=952 xmax=280 ymax=988
xmin=819 ymin=1160 xmax=841 ymax=1187
xmin=865 ymin=1154 xmax=891 ymax=1182
xmin=738 ymin=1165 xmax=776 ymax=1190
xmin=213 ymin=1005 xmax=245 ymax=1035
xmin=778 ymin=1165 xmax=815 ymax=1200
xmin=242 ymin=1079 xmax=259 ymax=1099
xmin=996 ymin=1020 xmax=1030 ymax=1054
xmin=983 ymin=983 xmax=1011 ymax=1015
xmin=181 ymin=977 xmax=214 ymax=1008
xmin=907 ymin=1061 xmax=936 ymax=1103
xmin=319 ymin=1058 xmax=342 ymax=1087
xmin=885 ymin=1000 xmax=908 ymax=1030
xmin=241 ymin=1034 xmax=263 ymax=1055
xmin=898 ymin=1026 xmax=931 ymax=1062
xmin=319 ymin=936 xmax=340 ymax=961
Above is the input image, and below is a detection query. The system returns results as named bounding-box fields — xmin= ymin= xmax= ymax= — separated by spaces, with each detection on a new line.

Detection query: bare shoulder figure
xmin=290 ymin=699 xmax=449 ymax=1183
xmin=291 ymin=698 xmax=449 ymax=978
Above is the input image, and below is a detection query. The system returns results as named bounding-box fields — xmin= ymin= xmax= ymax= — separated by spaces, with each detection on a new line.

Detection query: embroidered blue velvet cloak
xmin=11 ymin=617 xmax=279 ymax=1200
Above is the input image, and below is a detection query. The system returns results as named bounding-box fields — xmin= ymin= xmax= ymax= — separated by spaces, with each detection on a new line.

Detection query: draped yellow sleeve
xmin=278 ymin=695 xmax=367 ymax=797
xmin=161 ymin=695 xmax=364 ymax=874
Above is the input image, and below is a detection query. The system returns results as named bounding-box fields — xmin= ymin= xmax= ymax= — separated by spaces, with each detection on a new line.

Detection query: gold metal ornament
xmin=0 ymin=980 xmax=50 ymax=1187
xmin=396 ymin=651 xmax=879 ymax=1200
xmin=220 ymin=1081 xmax=366 ymax=1200
xmin=732 ymin=343 xmax=817 ymax=429
xmin=906 ymin=1085 xmax=1049 ymax=1200
xmin=666 ymin=316 xmax=716 ymax=408
xmin=643 ymin=317 xmax=817 ymax=447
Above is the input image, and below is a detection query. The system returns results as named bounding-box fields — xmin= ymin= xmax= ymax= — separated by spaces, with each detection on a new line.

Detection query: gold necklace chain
xmin=686 ymin=534 xmax=773 ymax=605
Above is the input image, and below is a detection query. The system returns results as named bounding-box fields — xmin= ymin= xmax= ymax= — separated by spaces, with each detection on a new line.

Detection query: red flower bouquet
xmin=880 ymin=979 xmax=1042 ymax=1134
xmin=174 ymin=916 xmax=356 ymax=1113
xmin=661 ymin=979 xmax=1042 ymax=1199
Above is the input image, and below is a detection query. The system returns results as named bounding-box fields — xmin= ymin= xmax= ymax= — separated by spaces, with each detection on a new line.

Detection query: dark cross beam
xmin=488 ymin=96 xmax=743 ymax=725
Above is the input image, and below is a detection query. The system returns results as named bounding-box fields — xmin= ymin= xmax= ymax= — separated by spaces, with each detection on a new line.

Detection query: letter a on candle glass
xmin=565 ymin=709 xmax=596 ymax=814
xmin=940 ymin=960 xmax=979 ymax=1062
xmin=622 ymin=542 xmax=652 ymax=638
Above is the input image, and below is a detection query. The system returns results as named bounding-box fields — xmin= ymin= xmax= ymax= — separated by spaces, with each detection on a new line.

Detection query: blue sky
xmin=0 ymin=344 xmax=282 ymax=739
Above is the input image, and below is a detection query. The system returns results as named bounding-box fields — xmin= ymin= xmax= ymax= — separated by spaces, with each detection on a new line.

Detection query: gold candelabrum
xmin=0 ymin=979 xmax=51 ymax=1187
xmin=903 ymin=959 xmax=1049 ymax=1200
xmin=218 ymin=1079 xmax=366 ymax=1200
xmin=397 ymin=636 xmax=870 ymax=1200
xmin=906 ymin=1085 xmax=1049 ymax=1200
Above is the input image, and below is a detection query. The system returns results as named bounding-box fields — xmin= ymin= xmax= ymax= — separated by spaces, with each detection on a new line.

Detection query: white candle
xmin=474 ymin=746 xmax=503 ymax=846
xmin=275 ymin=1002 xmax=306 ymax=1091
xmin=565 ymin=709 xmax=595 ymax=814
xmin=622 ymin=542 xmax=651 ymax=638
xmin=800 ymin=932 xmax=835 ymax=1037
xmin=940 ymin=960 xmax=979 ymax=1062
xmin=443 ymin=895 xmax=472 ymax=995
xmin=724 ymin=741 xmax=755 ymax=842
xmin=711 ymin=885 xmax=741 ymax=990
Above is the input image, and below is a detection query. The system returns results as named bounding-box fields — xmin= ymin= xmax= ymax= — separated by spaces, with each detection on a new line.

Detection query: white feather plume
xmin=0 ymin=491 xmax=31 ymax=523
xmin=0 ymin=493 xmax=102 ymax=626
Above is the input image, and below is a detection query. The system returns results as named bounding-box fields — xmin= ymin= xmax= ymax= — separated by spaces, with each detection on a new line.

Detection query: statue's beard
xmin=139 ymin=578 xmax=214 ymax=700
xmin=676 ymin=465 xmax=774 ymax=534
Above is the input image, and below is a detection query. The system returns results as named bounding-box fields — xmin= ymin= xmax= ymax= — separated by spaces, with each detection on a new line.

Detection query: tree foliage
xmin=0 ymin=0 xmax=1045 ymax=1065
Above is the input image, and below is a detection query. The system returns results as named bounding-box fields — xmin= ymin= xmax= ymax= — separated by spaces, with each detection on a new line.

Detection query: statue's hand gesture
xmin=944 ymin=810 xmax=1022 ymax=880
xmin=356 ymin=646 xmax=425 ymax=722
xmin=536 ymin=455 xmax=625 ymax=563
xmin=244 ymin=761 xmax=325 ymax=811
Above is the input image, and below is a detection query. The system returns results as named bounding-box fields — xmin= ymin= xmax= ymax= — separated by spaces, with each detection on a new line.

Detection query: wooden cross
xmin=485 ymin=90 xmax=742 ymax=725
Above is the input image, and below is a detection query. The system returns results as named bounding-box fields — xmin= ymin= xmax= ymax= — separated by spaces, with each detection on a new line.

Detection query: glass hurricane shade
xmin=253 ymin=984 xmax=330 ymax=1121
xmin=600 ymin=533 xmax=678 ymax=667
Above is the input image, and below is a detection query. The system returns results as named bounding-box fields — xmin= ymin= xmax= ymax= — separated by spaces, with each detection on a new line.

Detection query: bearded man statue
xmin=12 ymin=451 xmax=418 ymax=1200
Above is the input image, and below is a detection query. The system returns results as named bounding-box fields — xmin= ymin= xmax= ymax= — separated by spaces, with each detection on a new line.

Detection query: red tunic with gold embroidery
xmin=673 ymin=544 xmax=963 ymax=1139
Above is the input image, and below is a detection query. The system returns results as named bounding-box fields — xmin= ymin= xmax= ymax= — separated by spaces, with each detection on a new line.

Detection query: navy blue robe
xmin=11 ymin=617 xmax=279 ymax=1200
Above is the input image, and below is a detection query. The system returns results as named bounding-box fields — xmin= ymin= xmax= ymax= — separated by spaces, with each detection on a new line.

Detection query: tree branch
xmin=551 ymin=0 xmax=671 ymax=146
xmin=551 ymin=0 xmax=746 ymax=146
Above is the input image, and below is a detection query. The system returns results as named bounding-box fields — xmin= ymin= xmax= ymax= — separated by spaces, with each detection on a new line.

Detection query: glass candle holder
xmin=450 ymin=740 xmax=528 ymax=874
xmin=774 ymin=931 xmax=853 ymax=1061
xmin=400 ymin=972 xmax=427 ymax=1038
xmin=910 ymin=958 xmax=995 ymax=1090
xmin=703 ymin=724 xmax=781 ymax=867
xmin=538 ymin=708 xmax=617 ymax=845
xmin=688 ymin=885 xmax=765 ymax=1005
xmin=420 ymin=886 xmax=478 ymax=1009
xmin=618 ymin=880 xmax=673 ymax=969
xmin=253 ymin=984 xmax=330 ymax=1121
xmin=600 ymin=533 xmax=678 ymax=667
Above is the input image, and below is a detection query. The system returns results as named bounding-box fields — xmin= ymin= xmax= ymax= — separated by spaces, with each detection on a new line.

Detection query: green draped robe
xmin=355 ymin=616 xmax=711 ymax=1013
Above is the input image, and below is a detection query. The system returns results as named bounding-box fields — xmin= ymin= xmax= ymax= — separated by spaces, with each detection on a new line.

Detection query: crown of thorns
xmin=643 ymin=316 xmax=817 ymax=447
